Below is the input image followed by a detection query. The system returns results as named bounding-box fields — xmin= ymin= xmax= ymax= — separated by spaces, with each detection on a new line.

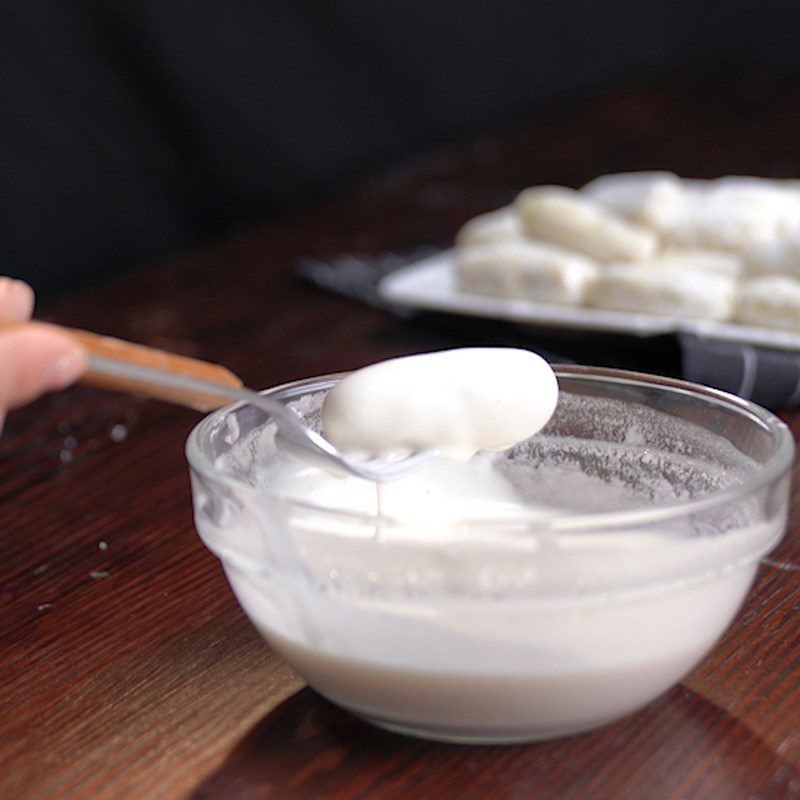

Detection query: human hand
xmin=0 ymin=279 xmax=86 ymax=431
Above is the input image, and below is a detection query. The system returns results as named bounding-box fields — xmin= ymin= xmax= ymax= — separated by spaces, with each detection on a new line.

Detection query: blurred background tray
xmin=379 ymin=250 xmax=800 ymax=352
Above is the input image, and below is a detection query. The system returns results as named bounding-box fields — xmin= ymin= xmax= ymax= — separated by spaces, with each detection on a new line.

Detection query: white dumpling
xmin=743 ymin=230 xmax=800 ymax=279
xmin=646 ymin=248 xmax=742 ymax=278
xmin=736 ymin=275 xmax=800 ymax=330
xmin=515 ymin=185 xmax=658 ymax=262
xmin=586 ymin=263 xmax=736 ymax=320
xmin=322 ymin=348 xmax=559 ymax=461
xmin=455 ymin=206 xmax=522 ymax=246
xmin=581 ymin=171 xmax=681 ymax=221
xmin=641 ymin=178 xmax=800 ymax=251
xmin=456 ymin=239 xmax=598 ymax=304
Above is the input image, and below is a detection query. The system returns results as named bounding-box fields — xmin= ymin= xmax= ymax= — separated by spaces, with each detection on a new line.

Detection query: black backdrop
xmin=3 ymin=0 xmax=800 ymax=296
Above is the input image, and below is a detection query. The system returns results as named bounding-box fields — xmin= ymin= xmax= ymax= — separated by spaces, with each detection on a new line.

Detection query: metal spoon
xmin=53 ymin=325 xmax=436 ymax=482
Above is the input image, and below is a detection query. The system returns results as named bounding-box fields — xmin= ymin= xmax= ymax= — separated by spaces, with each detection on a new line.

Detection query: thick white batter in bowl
xmin=187 ymin=364 xmax=793 ymax=743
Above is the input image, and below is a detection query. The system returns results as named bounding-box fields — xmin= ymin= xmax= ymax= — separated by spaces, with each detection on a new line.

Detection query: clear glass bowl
xmin=186 ymin=365 xmax=794 ymax=744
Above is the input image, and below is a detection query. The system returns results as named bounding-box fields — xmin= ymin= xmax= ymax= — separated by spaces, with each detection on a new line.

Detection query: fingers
xmin=0 ymin=323 xmax=86 ymax=412
xmin=0 ymin=282 xmax=86 ymax=433
xmin=0 ymin=278 xmax=35 ymax=322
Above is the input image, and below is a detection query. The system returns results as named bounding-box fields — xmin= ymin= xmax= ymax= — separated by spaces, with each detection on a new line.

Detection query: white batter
xmin=208 ymin=354 xmax=783 ymax=743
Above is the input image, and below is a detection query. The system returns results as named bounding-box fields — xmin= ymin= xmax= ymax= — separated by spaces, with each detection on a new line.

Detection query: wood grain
xmin=3 ymin=74 xmax=800 ymax=799
xmin=70 ymin=326 xmax=244 ymax=411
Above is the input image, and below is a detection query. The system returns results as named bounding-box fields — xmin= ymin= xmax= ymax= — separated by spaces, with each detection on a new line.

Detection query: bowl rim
xmin=185 ymin=364 xmax=795 ymax=533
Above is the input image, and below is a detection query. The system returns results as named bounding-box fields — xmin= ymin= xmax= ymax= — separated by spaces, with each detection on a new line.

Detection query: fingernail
xmin=46 ymin=347 xmax=86 ymax=390
xmin=0 ymin=279 xmax=35 ymax=322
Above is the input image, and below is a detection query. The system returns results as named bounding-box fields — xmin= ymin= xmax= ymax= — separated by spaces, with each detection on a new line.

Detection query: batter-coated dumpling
xmin=581 ymin=171 xmax=681 ymax=221
xmin=455 ymin=206 xmax=522 ymax=246
xmin=641 ymin=178 xmax=800 ymax=251
xmin=455 ymin=239 xmax=599 ymax=305
xmin=586 ymin=263 xmax=736 ymax=320
xmin=743 ymin=230 xmax=800 ymax=279
xmin=736 ymin=275 xmax=800 ymax=330
xmin=515 ymin=186 xmax=658 ymax=262
xmin=321 ymin=348 xmax=559 ymax=461
xmin=648 ymin=248 xmax=742 ymax=278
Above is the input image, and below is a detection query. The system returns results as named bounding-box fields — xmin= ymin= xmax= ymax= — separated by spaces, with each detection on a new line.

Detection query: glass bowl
xmin=186 ymin=365 xmax=793 ymax=744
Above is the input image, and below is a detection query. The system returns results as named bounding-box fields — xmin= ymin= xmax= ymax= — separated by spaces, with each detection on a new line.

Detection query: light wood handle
xmin=69 ymin=328 xmax=244 ymax=411
xmin=0 ymin=321 xmax=244 ymax=411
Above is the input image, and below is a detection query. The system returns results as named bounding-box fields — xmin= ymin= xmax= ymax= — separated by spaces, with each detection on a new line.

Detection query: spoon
xmin=41 ymin=324 xmax=436 ymax=482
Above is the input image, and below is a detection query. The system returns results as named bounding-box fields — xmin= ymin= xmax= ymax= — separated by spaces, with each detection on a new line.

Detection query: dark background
xmin=3 ymin=0 xmax=800 ymax=297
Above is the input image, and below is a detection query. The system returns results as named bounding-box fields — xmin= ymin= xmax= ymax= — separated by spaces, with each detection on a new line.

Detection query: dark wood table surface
xmin=4 ymin=76 xmax=800 ymax=800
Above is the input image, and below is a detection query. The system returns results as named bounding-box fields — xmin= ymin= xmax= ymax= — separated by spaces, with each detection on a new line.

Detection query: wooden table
xmin=3 ymin=76 xmax=800 ymax=799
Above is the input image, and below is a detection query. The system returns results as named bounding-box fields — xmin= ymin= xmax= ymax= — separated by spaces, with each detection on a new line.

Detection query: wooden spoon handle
xmin=67 ymin=327 xmax=243 ymax=411
xmin=0 ymin=320 xmax=244 ymax=411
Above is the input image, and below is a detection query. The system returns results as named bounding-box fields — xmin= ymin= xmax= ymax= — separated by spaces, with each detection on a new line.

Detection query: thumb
xmin=0 ymin=324 xmax=87 ymax=412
